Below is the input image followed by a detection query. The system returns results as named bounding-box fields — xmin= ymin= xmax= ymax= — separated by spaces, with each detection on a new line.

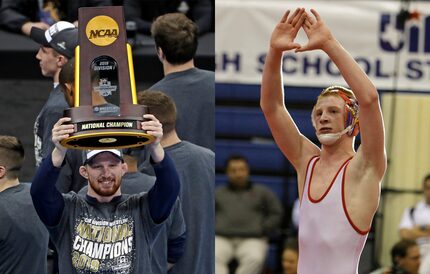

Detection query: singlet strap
xmin=308 ymin=157 xmax=352 ymax=203
xmin=341 ymin=159 xmax=370 ymax=235
xmin=301 ymin=155 xmax=319 ymax=201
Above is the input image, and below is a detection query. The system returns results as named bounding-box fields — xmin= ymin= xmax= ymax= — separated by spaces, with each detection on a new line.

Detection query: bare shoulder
xmin=291 ymin=139 xmax=320 ymax=172
xmin=295 ymin=150 xmax=321 ymax=190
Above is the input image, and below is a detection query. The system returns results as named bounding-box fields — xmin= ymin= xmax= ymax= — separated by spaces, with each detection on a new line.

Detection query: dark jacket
xmin=0 ymin=0 xmax=111 ymax=33
xmin=123 ymin=0 xmax=213 ymax=35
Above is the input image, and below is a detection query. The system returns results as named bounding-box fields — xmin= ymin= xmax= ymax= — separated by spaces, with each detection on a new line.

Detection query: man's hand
xmin=296 ymin=9 xmax=335 ymax=53
xmin=269 ymin=8 xmax=306 ymax=53
xmin=142 ymin=114 xmax=162 ymax=145
xmin=141 ymin=114 xmax=164 ymax=163
xmin=51 ymin=117 xmax=74 ymax=167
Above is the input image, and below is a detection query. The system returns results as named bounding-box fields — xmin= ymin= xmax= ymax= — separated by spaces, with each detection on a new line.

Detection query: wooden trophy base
xmin=60 ymin=104 xmax=155 ymax=149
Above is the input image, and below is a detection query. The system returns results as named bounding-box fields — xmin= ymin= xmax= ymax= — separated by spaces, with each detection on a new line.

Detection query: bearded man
xmin=30 ymin=114 xmax=180 ymax=273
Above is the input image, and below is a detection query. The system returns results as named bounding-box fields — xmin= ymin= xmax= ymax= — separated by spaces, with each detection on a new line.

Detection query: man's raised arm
xmin=142 ymin=114 xmax=180 ymax=224
xmin=31 ymin=117 xmax=74 ymax=226
xmin=260 ymin=8 xmax=318 ymax=170
xmin=297 ymin=8 xmax=386 ymax=176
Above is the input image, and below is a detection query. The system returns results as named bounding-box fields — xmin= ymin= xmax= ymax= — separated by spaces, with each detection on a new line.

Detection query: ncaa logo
xmin=379 ymin=11 xmax=430 ymax=53
xmin=86 ymin=15 xmax=119 ymax=46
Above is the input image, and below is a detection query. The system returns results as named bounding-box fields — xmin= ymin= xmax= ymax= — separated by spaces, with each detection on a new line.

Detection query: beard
xmin=88 ymin=175 xmax=121 ymax=197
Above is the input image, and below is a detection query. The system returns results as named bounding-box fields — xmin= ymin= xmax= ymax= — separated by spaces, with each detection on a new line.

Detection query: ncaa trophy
xmin=60 ymin=6 xmax=155 ymax=149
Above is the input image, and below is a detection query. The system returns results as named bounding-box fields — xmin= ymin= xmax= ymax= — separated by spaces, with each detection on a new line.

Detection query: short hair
xmin=136 ymin=90 xmax=177 ymax=134
xmin=122 ymin=147 xmax=142 ymax=158
xmin=423 ymin=174 xmax=430 ymax=186
xmin=59 ymin=57 xmax=100 ymax=91
xmin=283 ymin=238 xmax=299 ymax=253
xmin=0 ymin=135 xmax=25 ymax=179
xmin=59 ymin=56 xmax=75 ymax=89
xmin=391 ymin=239 xmax=417 ymax=265
xmin=225 ymin=154 xmax=249 ymax=169
xmin=151 ymin=13 xmax=198 ymax=65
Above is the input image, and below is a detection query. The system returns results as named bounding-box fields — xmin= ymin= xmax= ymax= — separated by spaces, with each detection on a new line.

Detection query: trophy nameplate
xmin=60 ymin=6 xmax=154 ymax=149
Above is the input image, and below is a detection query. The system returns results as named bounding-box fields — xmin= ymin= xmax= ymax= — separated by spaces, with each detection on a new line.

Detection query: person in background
xmin=135 ymin=12 xmax=214 ymax=176
xmin=399 ymin=174 xmax=430 ymax=274
xmin=137 ymin=90 xmax=215 ymax=274
xmin=215 ymin=154 xmax=283 ymax=274
xmin=0 ymin=135 xmax=49 ymax=274
xmin=30 ymin=23 xmax=77 ymax=272
xmin=29 ymin=21 xmax=77 ymax=167
xmin=149 ymin=12 xmax=214 ymax=151
xmin=0 ymin=0 xmax=110 ymax=35
xmin=281 ymin=238 xmax=298 ymax=274
xmin=124 ymin=0 xmax=213 ymax=35
xmin=370 ymin=239 xmax=420 ymax=274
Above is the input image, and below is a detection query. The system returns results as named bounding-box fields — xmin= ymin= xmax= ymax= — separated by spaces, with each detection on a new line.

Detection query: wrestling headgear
xmin=313 ymin=86 xmax=360 ymax=145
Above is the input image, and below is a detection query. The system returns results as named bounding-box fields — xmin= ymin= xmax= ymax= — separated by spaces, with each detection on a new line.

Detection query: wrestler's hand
xmin=270 ymin=8 xmax=306 ymax=52
xmin=296 ymin=9 xmax=335 ymax=53
xmin=141 ymin=114 xmax=164 ymax=163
